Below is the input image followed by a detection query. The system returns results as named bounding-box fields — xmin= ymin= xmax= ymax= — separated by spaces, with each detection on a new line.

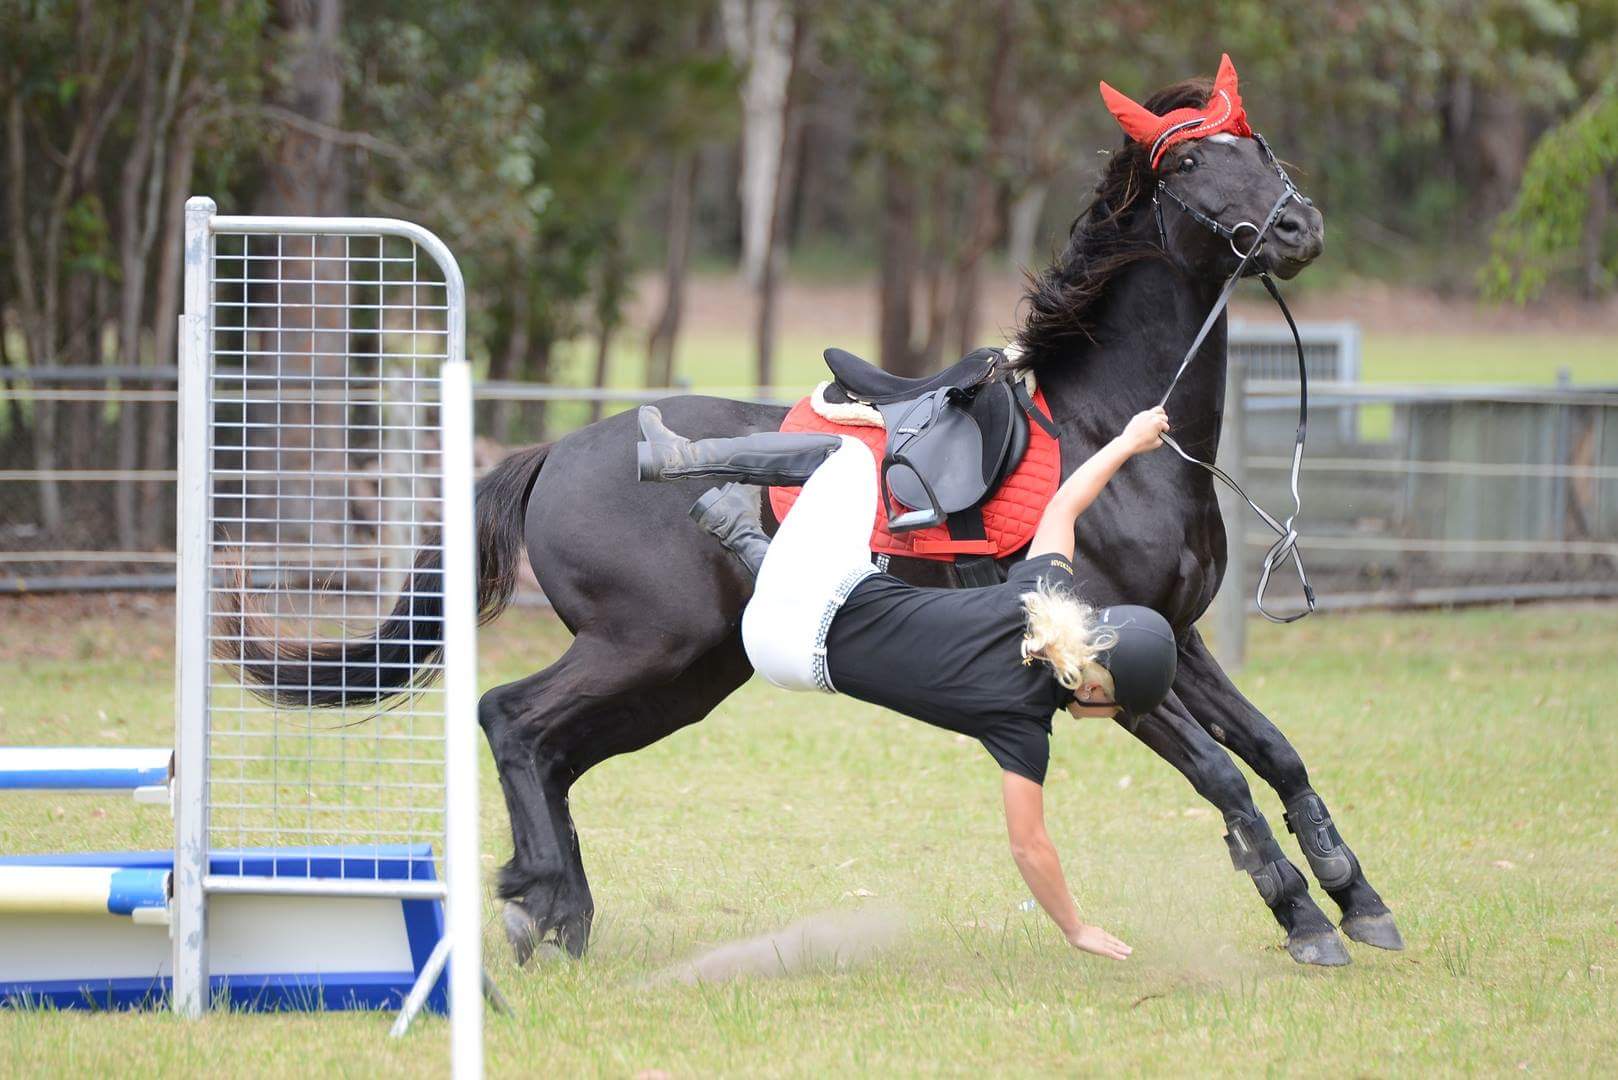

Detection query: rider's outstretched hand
xmin=1121 ymin=406 xmax=1170 ymax=455
xmin=1066 ymin=922 xmax=1134 ymax=960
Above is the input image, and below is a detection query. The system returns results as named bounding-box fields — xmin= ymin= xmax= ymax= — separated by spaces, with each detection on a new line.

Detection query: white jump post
xmin=174 ymin=197 xmax=481 ymax=1074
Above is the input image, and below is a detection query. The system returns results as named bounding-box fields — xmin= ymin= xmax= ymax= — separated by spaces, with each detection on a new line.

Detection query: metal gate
xmin=174 ymin=197 xmax=481 ymax=1073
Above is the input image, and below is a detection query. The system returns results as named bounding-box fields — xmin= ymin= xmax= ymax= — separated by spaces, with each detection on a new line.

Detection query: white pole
xmin=172 ymin=195 xmax=216 ymax=1017
xmin=439 ymin=327 xmax=483 ymax=1076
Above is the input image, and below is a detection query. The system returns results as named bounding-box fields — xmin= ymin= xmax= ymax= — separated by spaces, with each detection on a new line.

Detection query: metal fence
xmin=5 ymin=335 xmax=1616 ymax=623
xmin=1206 ymin=367 xmax=1618 ymax=663
xmin=0 ymin=366 xmax=180 ymax=591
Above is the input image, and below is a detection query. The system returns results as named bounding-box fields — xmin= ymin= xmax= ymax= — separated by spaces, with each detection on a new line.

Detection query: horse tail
xmin=222 ymin=442 xmax=552 ymax=708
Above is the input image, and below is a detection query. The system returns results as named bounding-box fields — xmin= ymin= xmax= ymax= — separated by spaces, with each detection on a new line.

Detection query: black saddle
xmin=822 ymin=346 xmax=1057 ymax=586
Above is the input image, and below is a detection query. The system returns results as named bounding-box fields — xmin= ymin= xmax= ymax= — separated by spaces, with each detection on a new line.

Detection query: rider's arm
xmin=1025 ymin=406 xmax=1170 ymax=562
xmin=1001 ymin=770 xmax=1132 ymax=960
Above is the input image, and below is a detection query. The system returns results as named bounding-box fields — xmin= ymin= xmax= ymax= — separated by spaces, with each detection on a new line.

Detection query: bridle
xmin=1152 ymin=133 xmax=1317 ymax=623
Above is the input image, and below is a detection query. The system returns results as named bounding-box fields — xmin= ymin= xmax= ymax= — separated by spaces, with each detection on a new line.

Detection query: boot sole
xmin=636 ymin=443 xmax=663 ymax=482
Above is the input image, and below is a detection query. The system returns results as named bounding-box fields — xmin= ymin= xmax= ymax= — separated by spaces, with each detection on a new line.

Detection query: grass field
xmin=2 ymin=595 xmax=1616 ymax=1076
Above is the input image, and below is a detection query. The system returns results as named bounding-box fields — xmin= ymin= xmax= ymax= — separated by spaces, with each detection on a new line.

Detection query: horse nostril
xmin=1275 ymin=214 xmax=1303 ymax=238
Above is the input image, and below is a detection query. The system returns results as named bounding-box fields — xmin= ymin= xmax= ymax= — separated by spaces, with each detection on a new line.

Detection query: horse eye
xmin=1179 ymin=156 xmax=1197 ymax=173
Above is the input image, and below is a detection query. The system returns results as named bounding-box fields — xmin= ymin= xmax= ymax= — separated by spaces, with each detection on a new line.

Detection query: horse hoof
xmin=503 ymin=901 xmax=541 ymax=965
xmin=1286 ymin=929 xmax=1351 ymax=967
xmin=1342 ymin=912 xmax=1405 ymax=951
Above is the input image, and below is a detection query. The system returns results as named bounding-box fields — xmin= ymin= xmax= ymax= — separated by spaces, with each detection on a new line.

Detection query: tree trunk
xmin=722 ymin=0 xmax=795 ymax=287
xmin=0 ymin=308 xmax=24 ymax=445
xmin=63 ymin=271 xmax=95 ymax=469
xmin=589 ymin=234 xmax=625 ymax=426
xmin=1006 ymin=181 xmax=1047 ymax=274
xmin=7 ymin=92 xmax=62 ymax=531
xmin=247 ymin=0 xmax=348 ymax=550
xmin=645 ymin=149 xmax=697 ymax=389
xmin=113 ymin=19 xmax=162 ymax=550
xmin=5 ymin=12 xmax=134 ymax=535
xmin=1582 ymin=169 xmax=1611 ymax=299
xmin=114 ymin=2 xmax=192 ymax=550
xmin=487 ymin=274 xmax=529 ymax=444
xmin=140 ymin=100 xmax=199 ymax=547
xmin=877 ymin=151 xmax=922 ymax=376
xmin=918 ymin=171 xmax=955 ymax=372
xmin=752 ymin=16 xmax=805 ymax=395
xmin=521 ymin=335 xmax=553 ymax=443
xmin=947 ymin=0 xmax=1015 ymax=357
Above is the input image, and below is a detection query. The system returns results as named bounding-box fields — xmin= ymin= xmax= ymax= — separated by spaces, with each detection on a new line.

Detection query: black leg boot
xmin=689 ymin=484 xmax=771 ymax=577
xmin=637 ymin=405 xmax=842 ymax=485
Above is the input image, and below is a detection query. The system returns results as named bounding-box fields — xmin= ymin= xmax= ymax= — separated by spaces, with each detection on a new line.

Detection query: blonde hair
xmin=1019 ymin=581 xmax=1118 ymax=691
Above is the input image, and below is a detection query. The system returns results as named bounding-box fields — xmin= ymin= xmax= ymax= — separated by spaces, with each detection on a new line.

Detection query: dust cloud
xmin=646 ymin=905 xmax=906 ymax=985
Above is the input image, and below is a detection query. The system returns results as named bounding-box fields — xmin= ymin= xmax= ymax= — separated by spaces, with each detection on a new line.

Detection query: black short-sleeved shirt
xmin=824 ymin=553 xmax=1077 ymax=784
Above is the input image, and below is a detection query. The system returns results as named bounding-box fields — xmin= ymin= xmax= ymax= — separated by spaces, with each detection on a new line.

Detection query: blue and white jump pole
xmin=0 ymin=747 xmax=171 ymax=799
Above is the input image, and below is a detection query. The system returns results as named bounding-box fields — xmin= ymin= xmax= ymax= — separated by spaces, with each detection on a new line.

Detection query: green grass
xmin=3 ymin=597 xmax=1616 ymax=1075
xmin=545 ymin=317 xmax=1618 ymax=406
xmin=1360 ymin=334 xmax=1618 ymax=386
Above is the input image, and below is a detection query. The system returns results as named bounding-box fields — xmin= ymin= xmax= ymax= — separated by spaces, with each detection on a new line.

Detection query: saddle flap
xmin=877 ymin=381 xmax=1030 ymax=519
xmin=880 ymin=397 xmax=987 ymax=516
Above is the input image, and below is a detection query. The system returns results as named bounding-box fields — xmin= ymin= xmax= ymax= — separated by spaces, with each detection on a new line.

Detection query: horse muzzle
xmin=1263 ymin=209 xmax=1325 ymax=278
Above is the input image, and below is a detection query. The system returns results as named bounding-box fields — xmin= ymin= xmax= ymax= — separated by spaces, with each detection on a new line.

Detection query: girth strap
xmin=946 ymin=509 xmax=1005 ymax=588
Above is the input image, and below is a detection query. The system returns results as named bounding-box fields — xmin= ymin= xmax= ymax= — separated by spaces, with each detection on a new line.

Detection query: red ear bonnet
xmin=1098 ymin=54 xmax=1253 ymax=168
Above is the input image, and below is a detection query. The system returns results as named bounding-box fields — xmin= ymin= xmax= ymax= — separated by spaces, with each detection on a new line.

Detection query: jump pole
xmin=0 ymin=747 xmax=172 ymax=802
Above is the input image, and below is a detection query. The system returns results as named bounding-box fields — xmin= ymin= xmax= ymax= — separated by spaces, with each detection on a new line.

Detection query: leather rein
xmin=1152 ymin=133 xmax=1317 ymax=623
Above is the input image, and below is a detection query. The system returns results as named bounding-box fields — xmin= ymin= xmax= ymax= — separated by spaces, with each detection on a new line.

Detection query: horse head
xmin=1102 ymin=55 xmax=1324 ymax=281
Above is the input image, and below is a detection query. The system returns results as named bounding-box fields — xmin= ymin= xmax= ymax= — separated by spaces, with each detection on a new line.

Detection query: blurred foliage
xmin=1483 ymin=73 xmax=1618 ymax=300
xmin=341 ymin=0 xmax=737 ymax=372
xmin=3 ymin=0 xmax=1616 ymax=387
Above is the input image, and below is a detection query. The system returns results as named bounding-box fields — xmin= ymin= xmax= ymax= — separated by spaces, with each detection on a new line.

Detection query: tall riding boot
xmin=636 ymin=405 xmax=842 ymax=485
xmin=689 ymin=483 xmax=771 ymax=577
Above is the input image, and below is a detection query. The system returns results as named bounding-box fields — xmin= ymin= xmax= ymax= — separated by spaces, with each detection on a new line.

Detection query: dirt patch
xmin=0 ymin=592 xmax=173 ymax=663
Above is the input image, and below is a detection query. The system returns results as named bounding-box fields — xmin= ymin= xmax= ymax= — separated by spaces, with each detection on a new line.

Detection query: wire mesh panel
xmin=176 ymin=197 xmax=481 ymax=1073
xmin=204 ymin=224 xmax=450 ymax=879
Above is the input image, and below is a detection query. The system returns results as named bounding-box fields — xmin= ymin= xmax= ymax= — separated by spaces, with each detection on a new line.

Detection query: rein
xmin=1152 ymin=134 xmax=1317 ymax=623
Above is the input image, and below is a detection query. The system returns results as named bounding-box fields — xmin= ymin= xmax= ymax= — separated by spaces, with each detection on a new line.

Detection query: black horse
xmin=239 ymin=75 xmax=1403 ymax=967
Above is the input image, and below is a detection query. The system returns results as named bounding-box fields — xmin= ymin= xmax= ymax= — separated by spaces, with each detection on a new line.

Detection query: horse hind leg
xmin=1129 ymin=693 xmax=1350 ymax=966
xmin=480 ymin=632 xmax=753 ymax=962
xmin=1174 ymin=629 xmax=1404 ymax=951
xmin=479 ymin=656 xmax=600 ymax=963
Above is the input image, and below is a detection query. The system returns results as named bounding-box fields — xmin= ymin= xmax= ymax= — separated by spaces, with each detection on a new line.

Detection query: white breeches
xmin=741 ymin=436 xmax=879 ymax=692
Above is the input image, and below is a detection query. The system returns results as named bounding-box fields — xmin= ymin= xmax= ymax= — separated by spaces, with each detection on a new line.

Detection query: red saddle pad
xmin=768 ymin=387 xmax=1062 ymax=561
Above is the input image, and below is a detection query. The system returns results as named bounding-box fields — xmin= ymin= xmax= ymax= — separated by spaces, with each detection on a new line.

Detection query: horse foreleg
xmin=1173 ymin=628 xmax=1403 ymax=951
xmin=1129 ymin=692 xmax=1350 ymax=966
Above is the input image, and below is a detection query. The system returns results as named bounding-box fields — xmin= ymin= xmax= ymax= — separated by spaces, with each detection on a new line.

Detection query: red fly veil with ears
xmin=1099 ymin=54 xmax=1253 ymax=169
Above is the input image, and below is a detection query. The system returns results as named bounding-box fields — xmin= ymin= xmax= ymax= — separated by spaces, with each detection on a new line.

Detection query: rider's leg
xmin=635 ymin=405 xmax=879 ymax=692
xmin=741 ymin=436 xmax=879 ymax=693
xmin=689 ymin=484 xmax=770 ymax=577
xmin=637 ymin=405 xmax=842 ymax=485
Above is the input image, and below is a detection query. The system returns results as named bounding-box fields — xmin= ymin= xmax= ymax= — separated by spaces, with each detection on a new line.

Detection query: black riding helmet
xmin=1093 ymin=606 xmax=1177 ymax=718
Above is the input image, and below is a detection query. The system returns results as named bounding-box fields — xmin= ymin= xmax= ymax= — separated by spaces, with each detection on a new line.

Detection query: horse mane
xmin=1012 ymin=77 xmax=1214 ymax=368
